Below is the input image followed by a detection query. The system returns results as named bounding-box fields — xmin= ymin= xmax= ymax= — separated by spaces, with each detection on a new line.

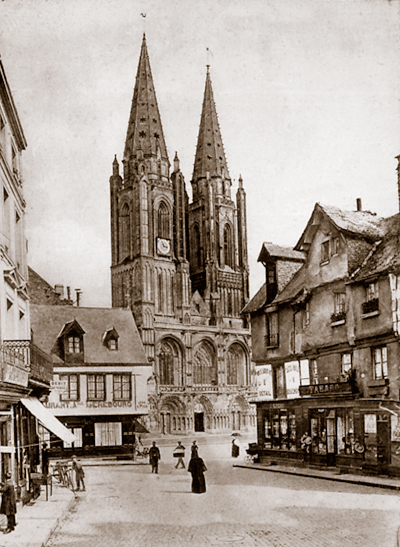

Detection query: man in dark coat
xmin=42 ymin=443 xmax=49 ymax=476
xmin=0 ymin=473 xmax=16 ymax=533
xmin=188 ymin=453 xmax=207 ymax=494
xmin=148 ymin=441 xmax=161 ymax=473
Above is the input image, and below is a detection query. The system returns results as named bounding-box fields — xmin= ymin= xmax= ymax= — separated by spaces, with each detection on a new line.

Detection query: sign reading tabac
xmin=299 ymin=381 xmax=352 ymax=397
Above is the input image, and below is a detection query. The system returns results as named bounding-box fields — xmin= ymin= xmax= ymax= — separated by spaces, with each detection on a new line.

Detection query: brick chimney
xmin=356 ymin=198 xmax=362 ymax=212
xmin=54 ymin=284 xmax=64 ymax=298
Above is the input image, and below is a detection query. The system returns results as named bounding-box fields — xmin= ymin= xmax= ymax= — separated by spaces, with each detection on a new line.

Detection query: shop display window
xmin=264 ymin=414 xmax=272 ymax=448
xmin=337 ymin=410 xmax=354 ymax=455
xmin=310 ymin=411 xmax=327 ymax=454
xmin=264 ymin=409 xmax=297 ymax=450
xmin=364 ymin=413 xmax=377 ymax=463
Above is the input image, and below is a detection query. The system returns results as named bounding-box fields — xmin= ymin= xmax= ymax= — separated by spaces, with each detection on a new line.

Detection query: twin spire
xmin=192 ymin=66 xmax=230 ymax=182
xmin=124 ymin=35 xmax=229 ymax=184
xmin=124 ymin=34 xmax=168 ymax=162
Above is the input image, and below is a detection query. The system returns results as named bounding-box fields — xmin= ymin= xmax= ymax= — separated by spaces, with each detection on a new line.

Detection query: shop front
xmin=252 ymin=383 xmax=399 ymax=474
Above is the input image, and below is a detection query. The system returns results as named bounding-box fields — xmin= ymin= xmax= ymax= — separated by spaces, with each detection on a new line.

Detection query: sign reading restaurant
xmin=299 ymin=381 xmax=352 ymax=397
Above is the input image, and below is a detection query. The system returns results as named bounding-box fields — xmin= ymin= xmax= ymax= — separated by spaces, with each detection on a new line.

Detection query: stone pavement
xmin=234 ymin=461 xmax=400 ymax=491
xmin=3 ymin=445 xmax=400 ymax=547
xmin=0 ymin=481 xmax=74 ymax=547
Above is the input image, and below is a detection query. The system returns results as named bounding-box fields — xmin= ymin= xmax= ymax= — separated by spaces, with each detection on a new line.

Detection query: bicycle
xmin=244 ymin=454 xmax=256 ymax=464
xmin=135 ymin=446 xmax=150 ymax=459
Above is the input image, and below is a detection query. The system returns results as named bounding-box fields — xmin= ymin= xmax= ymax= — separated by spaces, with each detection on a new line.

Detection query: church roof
xmin=124 ymin=34 xmax=168 ymax=162
xmin=192 ymin=67 xmax=230 ymax=182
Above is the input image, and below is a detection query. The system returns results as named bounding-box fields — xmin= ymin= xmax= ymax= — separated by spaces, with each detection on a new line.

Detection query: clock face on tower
xmin=157 ymin=237 xmax=170 ymax=256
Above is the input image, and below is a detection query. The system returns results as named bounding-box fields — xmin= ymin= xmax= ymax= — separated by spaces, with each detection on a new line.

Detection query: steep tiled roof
xmin=124 ymin=34 xmax=168 ymax=162
xmin=320 ymin=204 xmax=385 ymax=240
xmin=351 ymin=213 xmax=400 ymax=281
xmin=295 ymin=203 xmax=385 ymax=252
xmin=30 ymin=305 xmax=148 ymax=366
xmin=258 ymin=242 xmax=305 ymax=263
xmin=273 ymin=265 xmax=307 ymax=305
xmin=242 ymin=283 xmax=266 ymax=314
xmin=192 ymin=67 xmax=230 ymax=182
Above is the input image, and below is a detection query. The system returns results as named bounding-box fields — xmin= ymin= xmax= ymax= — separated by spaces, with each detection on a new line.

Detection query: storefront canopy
xmin=20 ymin=397 xmax=76 ymax=444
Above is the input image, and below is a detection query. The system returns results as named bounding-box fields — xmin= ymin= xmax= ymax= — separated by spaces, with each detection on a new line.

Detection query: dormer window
xmin=109 ymin=338 xmax=117 ymax=351
xmin=103 ymin=328 xmax=119 ymax=351
xmin=68 ymin=336 xmax=81 ymax=354
xmin=58 ymin=319 xmax=85 ymax=362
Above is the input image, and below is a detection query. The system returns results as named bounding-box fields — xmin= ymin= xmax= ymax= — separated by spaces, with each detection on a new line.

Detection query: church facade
xmin=110 ymin=35 xmax=255 ymax=435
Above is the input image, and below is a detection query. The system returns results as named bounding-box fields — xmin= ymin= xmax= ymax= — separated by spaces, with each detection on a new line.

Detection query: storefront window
xmin=337 ymin=410 xmax=354 ymax=455
xmin=94 ymin=422 xmax=122 ymax=447
xmin=264 ymin=413 xmax=272 ymax=448
xmin=264 ymin=409 xmax=297 ymax=451
xmin=288 ymin=412 xmax=297 ymax=451
xmin=272 ymin=412 xmax=280 ymax=448
xmin=391 ymin=414 xmax=400 ymax=467
xmin=364 ymin=413 xmax=377 ymax=464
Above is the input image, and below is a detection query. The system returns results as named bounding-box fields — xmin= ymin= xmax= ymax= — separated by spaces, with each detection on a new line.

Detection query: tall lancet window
xmin=120 ymin=203 xmax=130 ymax=260
xmin=157 ymin=202 xmax=170 ymax=239
xmin=224 ymin=224 xmax=233 ymax=269
xmin=193 ymin=224 xmax=201 ymax=268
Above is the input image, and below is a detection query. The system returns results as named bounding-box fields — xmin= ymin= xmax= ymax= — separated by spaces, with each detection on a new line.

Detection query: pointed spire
xmin=192 ymin=67 xmax=230 ymax=183
xmin=124 ymin=34 xmax=168 ymax=162
xmin=112 ymin=154 xmax=119 ymax=176
xmin=173 ymin=151 xmax=180 ymax=173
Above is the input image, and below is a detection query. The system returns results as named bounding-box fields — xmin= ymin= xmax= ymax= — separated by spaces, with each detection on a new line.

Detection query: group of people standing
xmin=147 ymin=440 xmax=207 ymax=494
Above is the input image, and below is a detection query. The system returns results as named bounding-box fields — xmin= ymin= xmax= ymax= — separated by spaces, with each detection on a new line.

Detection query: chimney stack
xmin=396 ymin=155 xmax=400 ymax=212
xmin=75 ymin=289 xmax=82 ymax=307
xmin=54 ymin=284 xmax=64 ymax=298
xmin=356 ymin=198 xmax=362 ymax=212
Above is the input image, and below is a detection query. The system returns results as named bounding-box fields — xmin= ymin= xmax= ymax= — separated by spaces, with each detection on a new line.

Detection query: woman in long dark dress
xmin=188 ymin=454 xmax=207 ymax=494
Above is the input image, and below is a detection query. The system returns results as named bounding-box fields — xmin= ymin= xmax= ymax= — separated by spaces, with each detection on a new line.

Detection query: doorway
xmin=194 ymin=412 xmax=204 ymax=432
xmin=377 ymin=413 xmax=390 ymax=473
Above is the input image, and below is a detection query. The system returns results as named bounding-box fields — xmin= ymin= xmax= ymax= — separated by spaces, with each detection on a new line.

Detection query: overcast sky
xmin=0 ymin=0 xmax=399 ymax=307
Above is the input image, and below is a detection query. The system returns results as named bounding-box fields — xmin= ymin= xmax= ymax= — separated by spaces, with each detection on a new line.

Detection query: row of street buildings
xmin=246 ymin=188 xmax=400 ymax=475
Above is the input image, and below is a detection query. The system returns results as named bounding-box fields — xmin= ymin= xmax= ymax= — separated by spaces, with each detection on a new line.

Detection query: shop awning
xmin=134 ymin=419 xmax=150 ymax=434
xmin=20 ymin=397 xmax=76 ymax=444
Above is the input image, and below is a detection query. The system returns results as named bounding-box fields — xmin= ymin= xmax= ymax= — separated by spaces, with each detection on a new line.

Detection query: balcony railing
xmin=362 ymin=298 xmax=379 ymax=315
xmin=0 ymin=344 xmax=29 ymax=387
xmin=3 ymin=340 xmax=53 ymax=385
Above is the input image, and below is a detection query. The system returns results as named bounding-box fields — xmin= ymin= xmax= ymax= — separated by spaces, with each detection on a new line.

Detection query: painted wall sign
xmin=299 ymin=382 xmax=352 ymax=397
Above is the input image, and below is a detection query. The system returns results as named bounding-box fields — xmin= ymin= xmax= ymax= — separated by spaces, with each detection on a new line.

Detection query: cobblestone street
xmin=47 ymin=442 xmax=400 ymax=547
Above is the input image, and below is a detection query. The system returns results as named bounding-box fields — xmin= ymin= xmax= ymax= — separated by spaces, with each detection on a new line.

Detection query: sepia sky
xmin=0 ymin=0 xmax=399 ymax=307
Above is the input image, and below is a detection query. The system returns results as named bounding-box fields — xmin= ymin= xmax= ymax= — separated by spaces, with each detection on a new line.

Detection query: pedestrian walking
xmin=188 ymin=451 xmax=207 ymax=494
xmin=71 ymin=456 xmax=86 ymax=491
xmin=173 ymin=441 xmax=186 ymax=469
xmin=42 ymin=442 xmax=49 ymax=476
xmin=191 ymin=440 xmax=198 ymax=457
xmin=231 ymin=437 xmax=240 ymax=458
xmin=0 ymin=473 xmax=16 ymax=533
xmin=149 ymin=441 xmax=161 ymax=473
